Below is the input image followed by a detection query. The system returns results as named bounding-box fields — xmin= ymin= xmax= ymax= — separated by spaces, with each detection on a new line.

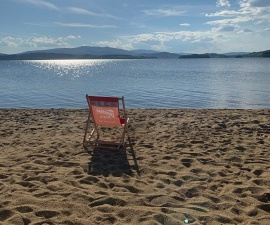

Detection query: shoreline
xmin=1 ymin=109 xmax=269 ymax=224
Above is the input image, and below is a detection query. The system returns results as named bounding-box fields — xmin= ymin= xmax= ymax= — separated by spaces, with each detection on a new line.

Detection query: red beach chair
xmin=83 ymin=95 xmax=129 ymax=149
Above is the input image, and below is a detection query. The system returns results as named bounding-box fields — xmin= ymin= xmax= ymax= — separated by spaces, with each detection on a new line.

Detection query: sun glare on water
xmin=28 ymin=59 xmax=111 ymax=79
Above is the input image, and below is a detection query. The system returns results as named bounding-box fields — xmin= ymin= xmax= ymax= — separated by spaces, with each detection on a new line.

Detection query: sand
xmin=0 ymin=108 xmax=269 ymax=225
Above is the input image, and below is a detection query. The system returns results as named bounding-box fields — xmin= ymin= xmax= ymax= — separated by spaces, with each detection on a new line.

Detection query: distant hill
xmin=139 ymin=52 xmax=180 ymax=59
xmin=130 ymin=49 xmax=159 ymax=55
xmin=0 ymin=46 xmax=269 ymax=60
xmin=22 ymin=47 xmax=180 ymax=58
xmin=224 ymin=52 xmax=250 ymax=56
xmin=0 ymin=46 xmax=181 ymax=60
xmin=22 ymin=46 xmax=132 ymax=56
xmin=243 ymin=50 xmax=270 ymax=57
xmin=0 ymin=53 xmax=139 ymax=60
xmin=179 ymin=50 xmax=270 ymax=58
xmin=180 ymin=53 xmax=228 ymax=58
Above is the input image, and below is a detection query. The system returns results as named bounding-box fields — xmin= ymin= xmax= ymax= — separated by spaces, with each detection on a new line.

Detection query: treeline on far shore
xmin=179 ymin=50 xmax=270 ymax=58
xmin=0 ymin=53 xmax=149 ymax=60
xmin=0 ymin=50 xmax=269 ymax=60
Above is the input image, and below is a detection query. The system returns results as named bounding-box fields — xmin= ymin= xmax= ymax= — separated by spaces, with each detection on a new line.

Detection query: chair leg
xmin=89 ymin=128 xmax=96 ymax=140
xmin=83 ymin=113 xmax=100 ymax=148
xmin=126 ymin=121 xmax=130 ymax=140
xmin=119 ymin=120 xmax=129 ymax=149
xmin=119 ymin=130 xmax=126 ymax=149
xmin=83 ymin=114 xmax=91 ymax=147
xmin=94 ymin=125 xmax=100 ymax=140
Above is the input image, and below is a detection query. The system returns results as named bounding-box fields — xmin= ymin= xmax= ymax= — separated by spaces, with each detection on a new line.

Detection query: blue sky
xmin=1 ymin=0 xmax=270 ymax=54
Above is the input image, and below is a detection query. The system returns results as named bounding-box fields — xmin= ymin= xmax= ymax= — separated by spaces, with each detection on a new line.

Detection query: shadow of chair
xmin=86 ymin=137 xmax=140 ymax=177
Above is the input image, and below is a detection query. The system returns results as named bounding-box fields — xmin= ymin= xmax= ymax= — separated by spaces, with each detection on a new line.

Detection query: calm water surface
xmin=0 ymin=58 xmax=269 ymax=108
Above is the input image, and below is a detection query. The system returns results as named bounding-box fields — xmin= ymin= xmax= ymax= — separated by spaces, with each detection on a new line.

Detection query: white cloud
xmin=179 ymin=23 xmax=190 ymax=26
xmin=95 ymin=30 xmax=221 ymax=51
xmin=0 ymin=35 xmax=81 ymax=49
xmin=206 ymin=10 xmax=252 ymax=17
xmin=240 ymin=0 xmax=270 ymax=8
xmin=210 ymin=0 xmax=270 ymax=22
xmin=96 ymin=39 xmax=133 ymax=50
xmin=67 ymin=7 xmax=118 ymax=19
xmin=54 ymin=22 xmax=116 ymax=28
xmin=17 ymin=0 xmax=58 ymax=10
xmin=217 ymin=25 xmax=237 ymax=32
xmin=206 ymin=17 xmax=252 ymax=26
xmin=206 ymin=0 xmax=270 ymax=34
xmin=143 ymin=8 xmax=186 ymax=16
xmin=0 ymin=36 xmax=18 ymax=47
xmin=26 ymin=36 xmax=70 ymax=48
xmin=66 ymin=35 xmax=81 ymax=40
xmin=216 ymin=0 xmax=231 ymax=7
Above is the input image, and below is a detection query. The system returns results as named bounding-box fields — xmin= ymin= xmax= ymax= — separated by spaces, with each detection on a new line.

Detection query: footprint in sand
xmin=253 ymin=179 xmax=270 ymax=186
xmin=253 ymin=169 xmax=264 ymax=176
xmin=0 ymin=209 xmax=13 ymax=222
xmin=247 ymin=208 xmax=258 ymax=217
xmin=216 ymin=216 xmax=232 ymax=224
xmin=154 ymin=213 xmax=182 ymax=225
xmin=256 ymin=193 xmax=270 ymax=203
xmin=17 ymin=181 xmax=36 ymax=188
xmin=16 ymin=206 xmax=33 ymax=213
xmin=0 ymin=174 xmax=8 ymax=179
xmin=89 ymin=197 xmax=127 ymax=207
xmin=35 ymin=210 xmax=60 ymax=219
xmin=181 ymin=158 xmax=193 ymax=168
xmin=230 ymin=207 xmax=243 ymax=216
xmin=258 ymin=204 xmax=270 ymax=213
xmin=184 ymin=187 xmax=199 ymax=198
xmin=79 ymin=176 xmax=100 ymax=185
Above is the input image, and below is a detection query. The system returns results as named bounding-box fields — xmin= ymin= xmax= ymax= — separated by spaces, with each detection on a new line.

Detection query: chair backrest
xmin=86 ymin=95 xmax=122 ymax=127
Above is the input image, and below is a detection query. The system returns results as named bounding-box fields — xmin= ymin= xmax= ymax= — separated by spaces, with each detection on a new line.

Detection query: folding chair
xmin=83 ymin=95 xmax=129 ymax=149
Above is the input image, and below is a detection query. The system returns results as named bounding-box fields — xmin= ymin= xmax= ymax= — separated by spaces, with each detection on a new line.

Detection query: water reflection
xmin=28 ymin=59 xmax=114 ymax=79
xmin=0 ymin=58 xmax=269 ymax=109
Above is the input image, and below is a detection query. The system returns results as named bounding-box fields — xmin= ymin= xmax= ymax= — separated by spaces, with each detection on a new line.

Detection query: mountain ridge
xmin=0 ymin=46 xmax=269 ymax=60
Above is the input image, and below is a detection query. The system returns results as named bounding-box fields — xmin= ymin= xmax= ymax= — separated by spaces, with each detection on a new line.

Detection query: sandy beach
xmin=0 ymin=108 xmax=269 ymax=225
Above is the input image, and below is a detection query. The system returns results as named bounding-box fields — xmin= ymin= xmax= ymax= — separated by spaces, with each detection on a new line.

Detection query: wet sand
xmin=0 ymin=109 xmax=270 ymax=225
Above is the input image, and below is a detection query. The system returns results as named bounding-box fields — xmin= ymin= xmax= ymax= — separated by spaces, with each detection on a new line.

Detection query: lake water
xmin=0 ymin=58 xmax=269 ymax=109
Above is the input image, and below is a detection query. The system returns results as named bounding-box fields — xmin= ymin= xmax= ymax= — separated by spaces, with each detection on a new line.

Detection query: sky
xmin=1 ymin=0 xmax=270 ymax=54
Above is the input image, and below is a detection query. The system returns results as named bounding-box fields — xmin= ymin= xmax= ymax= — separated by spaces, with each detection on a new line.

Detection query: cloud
xmin=206 ymin=0 xmax=270 ymax=30
xmin=0 ymin=35 xmax=81 ymax=49
xmin=22 ymin=22 xmax=51 ymax=27
xmin=0 ymin=36 xmax=19 ymax=47
xmin=179 ymin=23 xmax=190 ymax=26
xmin=66 ymin=35 xmax=81 ymax=39
xmin=17 ymin=0 xmax=58 ymax=10
xmin=94 ymin=25 xmax=270 ymax=53
xmin=206 ymin=17 xmax=252 ymax=26
xmin=73 ymin=1 xmax=270 ymax=53
xmin=95 ymin=39 xmax=133 ymax=50
xmin=217 ymin=25 xmax=237 ymax=32
xmin=240 ymin=28 xmax=253 ymax=33
xmin=26 ymin=36 xmax=73 ymax=48
xmin=206 ymin=10 xmax=250 ymax=17
xmin=95 ymin=30 xmax=221 ymax=51
xmin=54 ymin=22 xmax=116 ymax=28
xmin=216 ymin=0 xmax=231 ymax=7
xmin=143 ymin=8 xmax=186 ymax=16
xmin=67 ymin=7 xmax=118 ymax=19
xmin=240 ymin=0 xmax=270 ymax=7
